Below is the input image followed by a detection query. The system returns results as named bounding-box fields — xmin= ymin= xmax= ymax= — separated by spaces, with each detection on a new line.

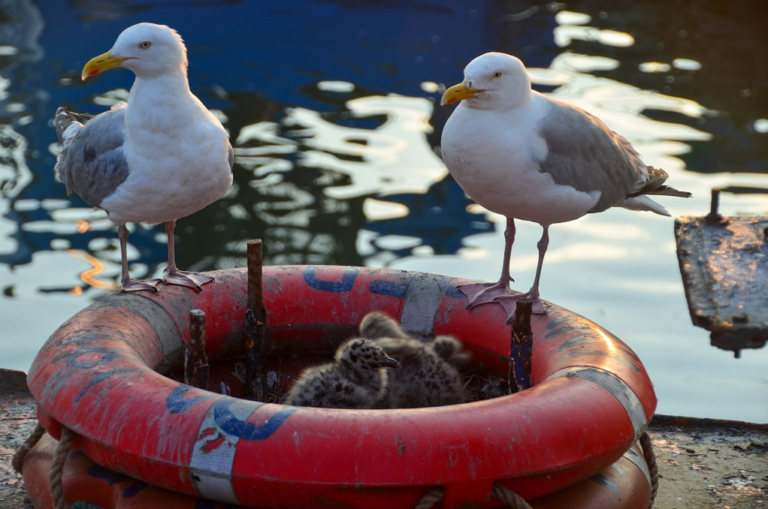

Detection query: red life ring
xmin=28 ymin=266 xmax=656 ymax=508
xmin=22 ymin=433 xmax=652 ymax=508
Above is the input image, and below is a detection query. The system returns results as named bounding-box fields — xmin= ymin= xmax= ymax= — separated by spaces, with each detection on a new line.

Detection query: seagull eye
xmin=139 ymin=41 xmax=152 ymax=49
xmin=493 ymin=72 xmax=503 ymax=79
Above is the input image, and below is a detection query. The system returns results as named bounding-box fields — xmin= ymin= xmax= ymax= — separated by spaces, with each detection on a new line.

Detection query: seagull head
xmin=337 ymin=338 xmax=401 ymax=372
xmin=441 ymin=52 xmax=532 ymax=111
xmin=81 ymin=23 xmax=188 ymax=80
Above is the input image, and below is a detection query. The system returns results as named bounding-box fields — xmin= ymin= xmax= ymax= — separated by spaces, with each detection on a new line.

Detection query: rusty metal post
xmin=184 ymin=309 xmax=209 ymax=389
xmin=508 ymin=299 xmax=533 ymax=394
xmin=244 ymin=239 xmax=267 ymax=401
xmin=706 ymin=188 xmax=721 ymax=222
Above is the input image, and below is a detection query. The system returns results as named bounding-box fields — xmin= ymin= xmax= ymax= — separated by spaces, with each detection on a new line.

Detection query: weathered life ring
xmin=22 ymin=433 xmax=653 ymax=508
xmin=27 ymin=266 xmax=656 ymax=508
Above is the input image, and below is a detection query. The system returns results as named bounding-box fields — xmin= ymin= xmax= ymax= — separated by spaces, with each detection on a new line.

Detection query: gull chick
xmin=284 ymin=338 xmax=400 ymax=409
xmin=441 ymin=52 xmax=691 ymax=320
xmin=54 ymin=23 xmax=233 ymax=292
xmin=360 ymin=312 xmax=468 ymax=408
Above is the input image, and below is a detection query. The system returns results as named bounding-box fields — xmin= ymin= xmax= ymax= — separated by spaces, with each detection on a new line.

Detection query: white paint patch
xmin=189 ymin=399 xmax=255 ymax=503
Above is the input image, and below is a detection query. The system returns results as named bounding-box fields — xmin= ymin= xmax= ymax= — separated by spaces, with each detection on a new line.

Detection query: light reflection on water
xmin=1 ymin=1 xmax=767 ymax=423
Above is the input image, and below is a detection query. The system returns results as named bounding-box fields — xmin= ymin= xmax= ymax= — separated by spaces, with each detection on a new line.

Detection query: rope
xmin=49 ymin=426 xmax=75 ymax=509
xmin=640 ymin=431 xmax=659 ymax=508
xmin=492 ymin=484 xmax=533 ymax=509
xmin=12 ymin=422 xmax=46 ymax=473
xmin=414 ymin=489 xmax=443 ymax=509
xmin=414 ymin=484 xmax=532 ymax=509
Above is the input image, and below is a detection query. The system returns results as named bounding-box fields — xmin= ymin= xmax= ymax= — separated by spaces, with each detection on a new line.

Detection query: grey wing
xmin=536 ymin=98 xmax=643 ymax=213
xmin=54 ymin=107 xmax=130 ymax=209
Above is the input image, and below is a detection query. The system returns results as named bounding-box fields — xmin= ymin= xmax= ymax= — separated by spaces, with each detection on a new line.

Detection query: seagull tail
xmin=618 ymin=195 xmax=671 ymax=217
xmin=621 ymin=166 xmax=691 ymax=216
xmin=644 ymin=185 xmax=692 ymax=198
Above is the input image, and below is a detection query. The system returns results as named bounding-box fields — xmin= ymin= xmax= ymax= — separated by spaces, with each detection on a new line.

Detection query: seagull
xmin=283 ymin=338 xmax=401 ymax=409
xmin=54 ymin=23 xmax=233 ymax=292
xmin=440 ymin=52 xmax=691 ymax=320
xmin=360 ymin=312 xmax=468 ymax=408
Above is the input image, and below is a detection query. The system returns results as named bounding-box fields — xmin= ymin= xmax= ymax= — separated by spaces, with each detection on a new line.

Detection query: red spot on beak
xmin=87 ymin=68 xmax=101 ymax=77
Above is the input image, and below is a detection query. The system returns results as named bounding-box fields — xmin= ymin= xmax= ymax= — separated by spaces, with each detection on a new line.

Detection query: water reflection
xmin=0 ymin=1 xmax=767 ymax=421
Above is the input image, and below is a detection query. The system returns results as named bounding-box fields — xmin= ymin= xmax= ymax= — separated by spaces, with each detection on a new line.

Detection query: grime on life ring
xmin=27 ymin=265 xmax=656 ymax=508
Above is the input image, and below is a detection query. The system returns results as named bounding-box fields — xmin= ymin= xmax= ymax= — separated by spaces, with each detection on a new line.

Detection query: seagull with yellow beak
xmin=54 ymin=23 xmax=233 ymax=292
xmin=440 ymin=52 xmax=690 ymax=320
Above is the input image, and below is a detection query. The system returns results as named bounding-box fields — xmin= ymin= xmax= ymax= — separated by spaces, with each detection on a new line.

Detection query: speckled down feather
xmin=283 ymin=338 xmax=399 ymax=409
xmin=360 ymin=312 xmax=469 ymax=408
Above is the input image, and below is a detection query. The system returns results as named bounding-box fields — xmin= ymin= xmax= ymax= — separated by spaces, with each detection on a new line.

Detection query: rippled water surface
xmin=1 ymin=1 xmax=767 ymax=422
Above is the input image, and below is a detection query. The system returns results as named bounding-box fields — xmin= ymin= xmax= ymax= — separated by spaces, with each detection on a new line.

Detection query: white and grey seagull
xmin=54 ymin=23 xmax=233 ymax=292
xmin=441 ymin=52 xmax=691 ymax=320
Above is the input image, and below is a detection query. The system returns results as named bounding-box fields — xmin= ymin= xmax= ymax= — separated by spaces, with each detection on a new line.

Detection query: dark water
xmin=1 ymin=0 xmax=767 ymax=421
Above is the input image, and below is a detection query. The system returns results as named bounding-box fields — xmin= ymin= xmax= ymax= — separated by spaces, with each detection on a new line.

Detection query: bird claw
xmin=164 ymin=270 xmax=214 ymax=292
xmin=459 ymin=281 xmax=513 ymax=309
xmin=119 ymin=278 xmax=162 ymax=293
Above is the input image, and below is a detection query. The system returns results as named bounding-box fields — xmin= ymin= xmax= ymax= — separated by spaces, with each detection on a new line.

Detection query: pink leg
xmin=162 ymin=220 xmax=214 ymax=291
xmin=117 ymin=225 xmax=161 ymax=293
xmin=496 ymin=226 xmax=549 ymax=320
xmin=459 ymin=217 xmax=516 ymax=307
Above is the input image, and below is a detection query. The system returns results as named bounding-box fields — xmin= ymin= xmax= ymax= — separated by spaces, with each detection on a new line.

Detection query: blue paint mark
xmin=303 ymin=267 xmax=358 ymax=293
xmin=444 ymin=286 xmax=466 ymax=299
xmin=75 ymin=368 xmax=141 ymax=403
xmin=545 ymin=325 xmax=588 ymax=340
xmin=617 ymin=344 xmax=640 ymax=361
xmin=167 ymin=385 xmax=211 ymax=414
xmin=212 ymin=398 xmax=297 ymax=441
xmin=87 ymin=463 xmax=130 ymax=485
xmin=545 ymin=317 xmax=569 ymax=330
xmin=68 ymin=451 xmax=85 ymax=460
xmin=556 ymin=334 xmax=597 ymax=351
xmin=66 ymin=347 xmax=117 ymax=369
xmin=590 ymin=472 xmax=619 ymax=492
xmin=559 ymin=350 xmax=610 ymax=360
xmin=123 ymin=480 xmax=149 ymax=498
xmin=369 ymin=280 xmax=406 ymax=298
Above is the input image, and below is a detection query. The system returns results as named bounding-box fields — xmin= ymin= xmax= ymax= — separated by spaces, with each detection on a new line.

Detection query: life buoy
xmin=27 ymin=266 xmax=656 ymax=508
xmin=22 ymin=433 xmax=652 ymax=508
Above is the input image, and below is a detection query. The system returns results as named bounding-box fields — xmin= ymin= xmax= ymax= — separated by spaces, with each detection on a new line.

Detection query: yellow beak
xmin=440 ymin=82 xmax=481 ymax=106
xmin=81 ymin=50 xmax=128 ymax=80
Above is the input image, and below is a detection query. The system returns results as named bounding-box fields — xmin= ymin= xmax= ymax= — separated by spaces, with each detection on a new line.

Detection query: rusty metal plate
xmin=675 ymin=214 xmax=768 ymax=355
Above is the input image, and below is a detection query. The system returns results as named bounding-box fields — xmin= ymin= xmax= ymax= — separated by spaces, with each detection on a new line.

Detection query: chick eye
xmin=139 ymin=41 xmax=152 ymax=49
xmin=493 ymin=71 xmax=503 ymax=79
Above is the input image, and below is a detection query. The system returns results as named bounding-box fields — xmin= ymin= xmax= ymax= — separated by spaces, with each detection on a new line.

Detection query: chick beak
xmin=380 ymin=356 xmax=401 ymax=369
